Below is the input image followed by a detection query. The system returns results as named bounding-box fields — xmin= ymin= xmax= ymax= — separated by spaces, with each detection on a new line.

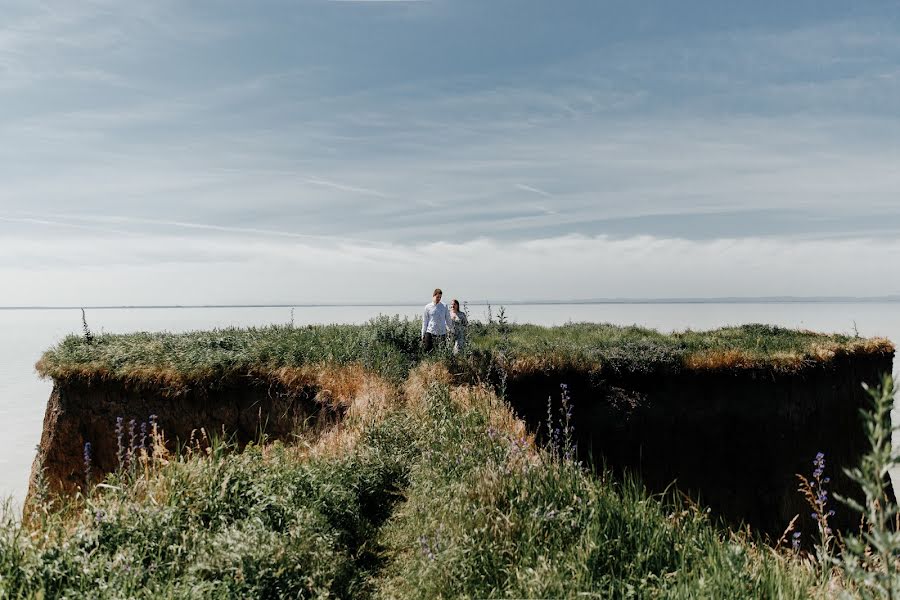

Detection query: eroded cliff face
xmin=504 ymin=351 xmax=895 ymax=537
xmin=28 ymin=351 xmax=894 ymax=539
xmin=28 ymin=378 xmax=337 ymax=502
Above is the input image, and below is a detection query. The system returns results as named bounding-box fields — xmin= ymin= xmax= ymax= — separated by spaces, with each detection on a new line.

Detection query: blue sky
xmin=3 ymin=1 xmax=900 ymax=304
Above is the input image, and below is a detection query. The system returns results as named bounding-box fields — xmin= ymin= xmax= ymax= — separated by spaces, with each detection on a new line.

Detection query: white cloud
xmin=1 ymin=232 xmax=898 ymax=306
xmin=4 ymin=2 xmax=900 ymax=306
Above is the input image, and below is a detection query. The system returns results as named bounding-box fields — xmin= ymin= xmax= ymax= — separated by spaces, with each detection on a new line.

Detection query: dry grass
xmin=303 ymin=368 xmax=398 ymax=459
xmin=449 ymin=384 xmax=531 ymax=445
xmin=403 ymin=362 xmax=454 ymax=416
xmin=683 ymin=337 xmax=895 ymax=372
xmin=35 ymin=322 xmax=896 ymax=396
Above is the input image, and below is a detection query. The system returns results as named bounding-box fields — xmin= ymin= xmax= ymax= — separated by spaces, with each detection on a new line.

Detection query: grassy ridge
xmin=4 ymin=376 xmax=826 ymax=599
xmin=14 ymin=318 xmax=896 ymax=597
xmin=377 ymin=392 xmax=819 ymax=599
xmin=36 ymin=317 xmax=893 ymax=392
xmin=36 ymin=316 xmax=424 ymax=391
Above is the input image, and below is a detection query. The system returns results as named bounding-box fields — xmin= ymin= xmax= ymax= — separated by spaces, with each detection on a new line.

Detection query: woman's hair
xmin=451 ymin=299 xmax=460 ymax=309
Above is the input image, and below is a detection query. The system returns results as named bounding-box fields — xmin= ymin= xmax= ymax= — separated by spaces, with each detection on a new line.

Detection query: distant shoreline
xmin=2 ymin=296 xmax=899 ymax=310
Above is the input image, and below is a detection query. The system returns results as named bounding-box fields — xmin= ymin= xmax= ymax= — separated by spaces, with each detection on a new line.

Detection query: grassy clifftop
xmin=35 ymin=316 xmax=893 ymax=393
xmin=15 ymin=318 xmax=899 ymax=597
xmin=10 ymin=369 xmax=833 ymax=598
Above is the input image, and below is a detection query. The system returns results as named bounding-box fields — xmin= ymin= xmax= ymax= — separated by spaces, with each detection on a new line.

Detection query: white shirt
xmin=422 ymin=301 xmax=451 ymax=337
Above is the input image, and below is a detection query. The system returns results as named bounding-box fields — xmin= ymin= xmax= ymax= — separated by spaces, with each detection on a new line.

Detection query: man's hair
xmin=433 ymin=288 xmax=443 ymax=297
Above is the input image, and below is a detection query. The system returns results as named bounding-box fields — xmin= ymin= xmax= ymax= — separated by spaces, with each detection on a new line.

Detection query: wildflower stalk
xmin=80 ymin=308 xmax=94 ymax=343
xmin=559 ymin=383 xmax=575 ymax=462
xmin=83 ymin=442 xmax=93 ymax=491
xmin=797 ymin=451 xmax=834 ymax=560
xmin=546 ymin=394 xmax=556 ymax=456
xmin=115 ymin=416 xmax=126 ymax=470
xmin=128 ymin=419 xmax=137 ymax=474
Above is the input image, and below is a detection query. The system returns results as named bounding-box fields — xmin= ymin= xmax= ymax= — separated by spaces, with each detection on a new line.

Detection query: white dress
xmin=449 ymin=311 xmax=468 ymax=353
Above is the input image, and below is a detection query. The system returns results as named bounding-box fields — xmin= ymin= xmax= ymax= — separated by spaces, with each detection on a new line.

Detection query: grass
xmin=35 ymin=317 xmax=893 ymax=394
xmin=36 ymin=315 xmax=424 ymax=393
xmin=16 ymin=316 xmax=897 ymax=596
xmin=377 ymin=379 xmax=823 ymax=599
xmin=4 ymin=365 xmax=838 ymax=599
xmin=467 ymin=321 xmax=892 ymax=374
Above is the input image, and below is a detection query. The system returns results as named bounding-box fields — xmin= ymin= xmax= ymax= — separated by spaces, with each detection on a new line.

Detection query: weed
xmin=81 ymin=307 xmax=93 ymax=343
xmin=797 ymin=451 xmax=835 ymax=560
xmin=834 ymin=374 xmax=900 ymax=598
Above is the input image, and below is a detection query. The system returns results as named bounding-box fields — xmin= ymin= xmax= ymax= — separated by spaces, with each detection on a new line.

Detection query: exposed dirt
xmin=28 ymin=351 xmax=894 ymax=540
xmin=28 ymin=377 xmax=332 ymax=501
xmin=503 ymin=351 xmax=895 ymax=537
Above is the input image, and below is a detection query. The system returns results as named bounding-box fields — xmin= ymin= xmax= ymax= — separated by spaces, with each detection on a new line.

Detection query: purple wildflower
xmin=805 ymin=451 xmax=834 ymax=552
xmin=115 ymin=416 xmax=125 ymax=470
xmin=83 ymin=442 xmax=92 ymax=487
xmin=560 ymin=382 xmax=575 ymax=461
xmin=128 ymin=419 xmax=137 ymax=455
xmin=812 ymin=452 xmax=826 ymax=479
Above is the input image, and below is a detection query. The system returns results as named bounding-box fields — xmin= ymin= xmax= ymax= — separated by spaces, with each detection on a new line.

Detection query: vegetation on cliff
xmin=10 ymin=317 xmax=897 ymax=597
xmin=4 ymin=365 xmax=860 ymax=599
xmin=35 ymin=316 xmax=893 ymax=393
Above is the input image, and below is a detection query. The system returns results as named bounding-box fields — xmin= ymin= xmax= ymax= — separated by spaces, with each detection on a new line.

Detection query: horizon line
xmin=2 ymin=295 xmax=900 ymax=310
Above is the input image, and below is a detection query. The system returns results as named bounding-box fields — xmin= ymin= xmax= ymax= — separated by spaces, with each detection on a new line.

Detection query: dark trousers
xmin=423 ymin=332 xmax=445 ymax=352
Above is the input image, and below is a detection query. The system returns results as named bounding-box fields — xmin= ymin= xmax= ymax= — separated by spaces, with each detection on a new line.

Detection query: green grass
xmin=36 ymin=317 xmax=892 ymax=392
xmin=375 ymin=384 xmax=821 ymax=599
xmin=6 ymin=424 xmax=416 ymax=598
xmin=37 ymin=315 xmax=424 ymax=390
xmin=3 ymin=380 xmax=829 ymax=599
xmin=14 ymin=316 xmax=895 ymax=597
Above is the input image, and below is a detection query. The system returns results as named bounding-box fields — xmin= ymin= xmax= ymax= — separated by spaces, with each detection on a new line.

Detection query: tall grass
xmin=13 ymin=317 xmax=897 ymax=597
xmin=36 ymin=315 xmax=425 ymax=392
xmin=4 ymin=425 xmax=417 ymax=598
xmin=376 ymin=381 xmax=822 ymax=599
xmin=2 ymin=370 xmax=832 ymax=598
xmin=36 ymin=318 xmax=892 ymax=395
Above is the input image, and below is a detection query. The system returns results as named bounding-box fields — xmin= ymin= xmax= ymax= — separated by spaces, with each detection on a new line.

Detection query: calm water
xmin=2 ymin=303 xmax=898 ymax=509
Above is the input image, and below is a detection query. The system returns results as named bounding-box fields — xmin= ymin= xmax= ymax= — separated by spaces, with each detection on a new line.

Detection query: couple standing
xmin=421 ymin=288 xmax=468 ymax=353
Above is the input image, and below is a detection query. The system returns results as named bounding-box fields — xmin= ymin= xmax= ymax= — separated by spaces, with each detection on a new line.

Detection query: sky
xmin=3 ymin=0 xmax=900 ymax=305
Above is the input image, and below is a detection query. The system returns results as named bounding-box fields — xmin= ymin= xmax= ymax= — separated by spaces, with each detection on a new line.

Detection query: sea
xmin=2 ymin=302 xmax=898 ymax=512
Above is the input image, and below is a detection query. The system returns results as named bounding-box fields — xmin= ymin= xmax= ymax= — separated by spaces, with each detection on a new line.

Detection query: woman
xmin=449 ymin=299 xmax=468 ymax=354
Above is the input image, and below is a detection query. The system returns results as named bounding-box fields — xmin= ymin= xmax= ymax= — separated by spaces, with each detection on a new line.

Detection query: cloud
xmin=302 ymin=177 xmax=390 ymax=198
xmin=3 ymin=111 xmax=900 ymax=245
xmin=2 ymin=232 xmax=899 ymax=306
xmin=5 ymin=2 xmax=900 ymax=306
xmin=515 ymin=183 xmax=553 ymax=198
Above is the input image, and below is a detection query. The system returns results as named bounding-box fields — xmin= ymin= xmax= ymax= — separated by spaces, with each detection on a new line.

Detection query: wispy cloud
xmin=6 ymin=212 xmax=381 ymax=246
xmin=0 ymin=216 xmax=134 ymax=236
xmin=302 ymin=178 xmax=390 ymax=198
xmin=3 ymin=232 xmax=900 ymax=305
xmin=4 ymin=1 xmax=900 ymax=303
xmin=515 ymin=183 xmax=553 ymax=198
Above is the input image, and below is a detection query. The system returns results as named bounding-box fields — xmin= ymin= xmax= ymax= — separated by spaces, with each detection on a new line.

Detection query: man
xmin=421 ymin=288 xmax=451 ymax=352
